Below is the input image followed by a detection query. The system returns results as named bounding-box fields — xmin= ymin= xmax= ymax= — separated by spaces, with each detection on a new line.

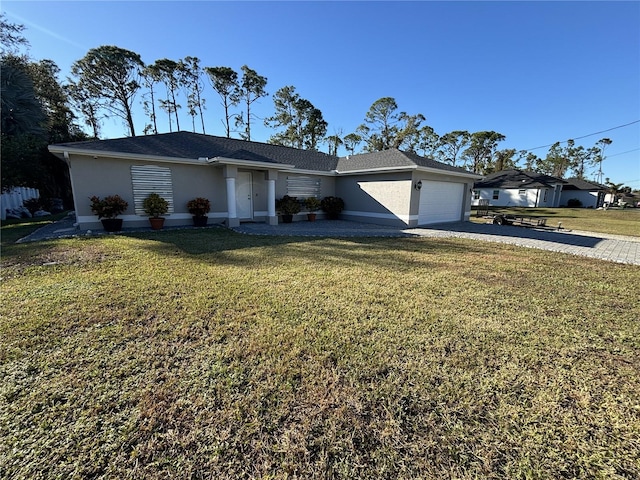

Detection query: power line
xmin=606 ymin=148 xmax=640 ymax=158
xmin=523 ymin=120 xmax=640 ymax=152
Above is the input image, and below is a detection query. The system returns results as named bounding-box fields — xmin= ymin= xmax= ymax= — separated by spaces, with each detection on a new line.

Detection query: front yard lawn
xmin=1 ymin=228 xmax=639 ymax=479
xmin=470 ymin=207 xmax=640 ymax=237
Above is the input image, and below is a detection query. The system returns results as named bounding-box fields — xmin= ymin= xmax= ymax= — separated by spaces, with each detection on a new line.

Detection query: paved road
xmin=16 ymin=214 xmax=640 ymax=266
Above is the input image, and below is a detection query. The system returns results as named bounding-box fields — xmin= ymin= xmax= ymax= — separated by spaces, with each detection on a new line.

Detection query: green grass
xmin=470 ymin=207 xmax=640 ymax=237
xmin=1 ymin=228 xmax=639 ymax=479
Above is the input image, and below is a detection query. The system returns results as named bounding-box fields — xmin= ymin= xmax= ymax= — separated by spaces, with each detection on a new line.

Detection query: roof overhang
xmin=336 ymin=165 xmax=415 ymax=175
xmin=48 ymin=147 xmax=298 ymax=171
xmin=337 ymin=164 xmax=482 ymax=180
xmin=209 ymin=156 xmax=295 ymax=171
xmin=48 ymin=145 xmax=212 ymax=166
xmin=416 ymin=165 xmax=482 ymax=180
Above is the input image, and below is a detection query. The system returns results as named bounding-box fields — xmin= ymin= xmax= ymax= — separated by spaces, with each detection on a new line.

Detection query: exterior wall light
xmin=414 ymin=180 xmax=422 ymax=190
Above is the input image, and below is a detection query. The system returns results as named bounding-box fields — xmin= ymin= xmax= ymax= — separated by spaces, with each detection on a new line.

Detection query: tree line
xmin=0 ymin=13 xmax=618 ymax=202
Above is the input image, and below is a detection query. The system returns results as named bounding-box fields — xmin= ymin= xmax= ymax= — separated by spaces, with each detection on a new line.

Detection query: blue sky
xmin=5 ymin=1 xmax=640 ymax=187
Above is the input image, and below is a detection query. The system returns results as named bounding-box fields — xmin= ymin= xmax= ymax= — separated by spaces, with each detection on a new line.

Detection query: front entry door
xmin=236 ymin=172 xmax=253 ymax=220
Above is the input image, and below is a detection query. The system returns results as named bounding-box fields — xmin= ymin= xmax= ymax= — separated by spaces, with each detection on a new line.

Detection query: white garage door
xmin=418 ymin=180 xmax=465 ymax=225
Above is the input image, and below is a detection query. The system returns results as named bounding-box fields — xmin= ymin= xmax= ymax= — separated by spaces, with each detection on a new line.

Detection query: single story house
xmin=48 ymin=131 xmax=481 ymax=231
xmin=559 ymin=178 xmax=606 ymax=208
xmin=472 ymin=170 xmax=565 ymax=208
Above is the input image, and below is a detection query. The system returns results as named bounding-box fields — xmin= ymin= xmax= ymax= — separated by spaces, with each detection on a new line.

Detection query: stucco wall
xmin=335 ymin=171 xmax=413 ymax=226
xmin=276 ymin=173 xmax=336 ymax=198
xmin=472 ymin=188 xmax=548 ymax=207
xmin=411 ymin=172 xmax=474 ymax=224
xmin=70 ymin=155 xmax=227 ymax=230
xmin=275 ymin=173 xmax=336 ymax=222
xmin=334 ymin=171 xmax=475 ymax=227
xmin=559 ymin=190 xmax=599 ymax=208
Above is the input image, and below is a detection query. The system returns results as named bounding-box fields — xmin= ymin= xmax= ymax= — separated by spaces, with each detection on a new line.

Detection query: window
xmin=519 ymin=189 xmax=526 ymax=196
xmin=473 ymin=190 xmax=480 ymax=200
xmin=286 ymin=175 xmax=321 ymax=198
xmin=131 ymin=165 xmax=174 ymax=215
xmin=492 ymin=190 xmax=499 ymax=200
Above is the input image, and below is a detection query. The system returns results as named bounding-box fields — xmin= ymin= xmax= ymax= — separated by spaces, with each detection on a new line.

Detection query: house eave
xmin=336 ymin=164 xmax=481 ymax=179
xmin=415 ymin=165 xmax=482 ymax=180
xmin=336 ymin=165 xmax=416 ymax=175
xmin=289 ymin=168 xmax=337 ymax=176
xmin=210 ymin=156 xmax=295 ymax=170
xmin=48 ymin=145 xmax=210 ymax=166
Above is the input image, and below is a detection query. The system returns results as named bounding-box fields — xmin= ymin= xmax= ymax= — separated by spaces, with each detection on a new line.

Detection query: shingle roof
xmin=53 ymin=131 xmax=340 ymax=171
xmin=337 ymin=148 xmax=476 ymax=175
xmin=562 ymin=177 xmax=605 ymax=191
xmin=474 ymin=169 xmax=565 ymax=189
xmin=53 ymin=132 xmax=477 ymax=177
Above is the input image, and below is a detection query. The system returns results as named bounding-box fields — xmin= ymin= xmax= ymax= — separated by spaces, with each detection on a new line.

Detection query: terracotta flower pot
xmin=149 ymin=217 xmax=165 ymax=230
xmin=307 ymin=213 xmax=317 ymax=222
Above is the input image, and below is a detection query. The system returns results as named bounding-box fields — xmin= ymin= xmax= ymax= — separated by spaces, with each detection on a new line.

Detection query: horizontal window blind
xmin=286 ymin=176 xmax=321 ymax=198
xmin=131 ymin=165 xmax=174 ymax=215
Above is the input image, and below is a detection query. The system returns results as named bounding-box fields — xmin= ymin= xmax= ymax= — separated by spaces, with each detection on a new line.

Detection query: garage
xmin=418 ymin=180 xmax=465 ymax=225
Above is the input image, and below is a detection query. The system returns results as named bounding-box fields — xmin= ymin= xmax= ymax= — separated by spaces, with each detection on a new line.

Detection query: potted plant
xmin=275 ymin=195 xmax=301 ymax=223
xmin=321 ymin=196 xmax=345 ymax=220
xmin=142 ymin=193 xmax=169 ymax=230
xmin=303 ymin=197 xmax=321 ymax=222
xmin=89 ymin=194 xmax=128 ymax=232
xmin=187 ymin=197 xmax=211 ymax=227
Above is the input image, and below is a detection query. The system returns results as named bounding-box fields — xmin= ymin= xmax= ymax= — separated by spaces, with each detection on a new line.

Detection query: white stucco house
xmin=559 ymin=178 xmax=606 ymax=208
xmin=472 ymin=170 xmax=565 ymax=208
xmin=48 ymin=131 xmax=481 ymax=231
xmin=471 ymin=170 xmax=607 ymax=209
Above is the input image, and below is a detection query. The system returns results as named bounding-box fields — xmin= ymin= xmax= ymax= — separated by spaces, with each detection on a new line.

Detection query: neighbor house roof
xmin=561 ymin=177 xmax=605 ymax=191
xmin=51 ymin=131 xmax=340 ymax=172
xmin=337 ymin=148 xmax=479 ymax=177
xmin=50 ymin=132 xmax=480 ymax=178
xmin=474 ymin=169 xmax=566 ymax=189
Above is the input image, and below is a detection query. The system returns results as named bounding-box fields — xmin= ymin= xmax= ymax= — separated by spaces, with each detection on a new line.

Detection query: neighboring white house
xmin=472 ymin=170 xmax=565 ymax=208
xmin=48 ymin=131 xmax=481 ymax=231
xmin=559 ymin=178 xmax=606 ymax=208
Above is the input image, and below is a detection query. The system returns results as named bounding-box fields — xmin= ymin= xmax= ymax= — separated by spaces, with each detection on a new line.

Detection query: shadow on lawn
xmin=125 ymin=226 xmax=500 ymax=271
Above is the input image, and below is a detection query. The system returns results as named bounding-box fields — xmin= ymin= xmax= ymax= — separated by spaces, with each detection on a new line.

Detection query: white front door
xmin=236 ymin=172 xmax=253 ymax=220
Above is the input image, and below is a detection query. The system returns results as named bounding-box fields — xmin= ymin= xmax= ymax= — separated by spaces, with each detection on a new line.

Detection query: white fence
xmin=1 ymin=187 xmax=40 ymax=221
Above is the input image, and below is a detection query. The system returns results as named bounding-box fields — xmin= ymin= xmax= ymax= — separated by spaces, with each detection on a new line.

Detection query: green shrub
xmin=187 ymin=197 xmax=211 ymax=217
xmin=142 ymin=193 xmax=169 ymax=218
xmin=276 ymin=196 xmax=301 ymax=215
xmin=321 ymin=196 xmax=345 ymax=217
xmin=303 ymin=197 xmax=321 ymax=212
xmin=89 ymin=195 xmax=128 ymax=219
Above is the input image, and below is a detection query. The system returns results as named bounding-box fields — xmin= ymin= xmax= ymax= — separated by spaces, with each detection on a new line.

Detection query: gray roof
xmin=474 ymin=169 xmax=565 ymax=189
xmin=53 ymin=132 xmax=477 ymax=177
xmin=337 ymin=148 xmax=476 ymax=175
xmin=562 ymin=177 xmax=605 ymax=191
xmin=53 ymin=131 xmax=340 ymax=171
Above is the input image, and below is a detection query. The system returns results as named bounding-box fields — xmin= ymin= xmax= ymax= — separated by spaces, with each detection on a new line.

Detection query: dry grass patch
xmin=1 ymin=229 xmax=639 ymax=479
